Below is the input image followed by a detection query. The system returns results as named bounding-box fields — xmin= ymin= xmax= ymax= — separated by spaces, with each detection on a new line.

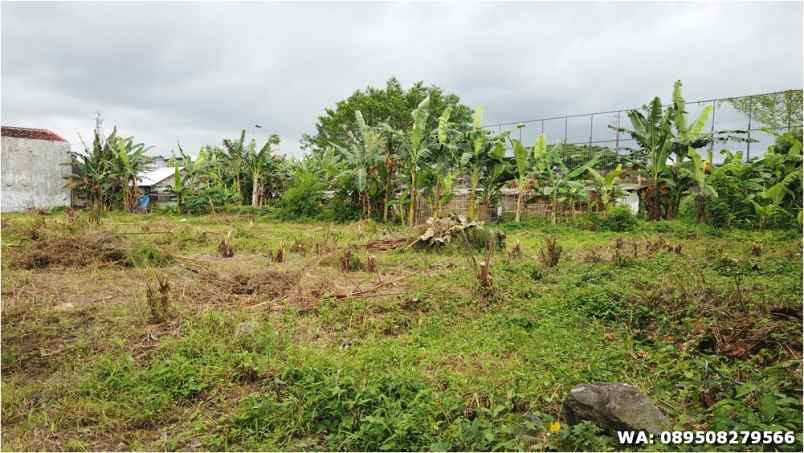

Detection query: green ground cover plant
xmin=2 ymin=210 xmax=800 ymax=451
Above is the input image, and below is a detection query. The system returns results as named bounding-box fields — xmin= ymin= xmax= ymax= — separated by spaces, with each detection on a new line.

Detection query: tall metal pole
xmin=589 ymin=114 xmax=594 ymax=147
xmin=615 ymin=111 xmax=620 ymax=150
xmin=563 ymin=115 xmax=568 ymax=143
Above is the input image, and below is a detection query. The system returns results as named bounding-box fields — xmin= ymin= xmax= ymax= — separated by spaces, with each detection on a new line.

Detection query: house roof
xmin=137 ymin=167 xmax=179 ymax=187
xmin=1 ymin=126 xmax=67 ymax=142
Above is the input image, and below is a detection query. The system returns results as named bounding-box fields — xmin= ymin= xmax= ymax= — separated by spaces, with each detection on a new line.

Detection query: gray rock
xmin=561 ymin=383 xmax=669 ymax=434
xmin=234 ymin=320 xmax=257 ymax=337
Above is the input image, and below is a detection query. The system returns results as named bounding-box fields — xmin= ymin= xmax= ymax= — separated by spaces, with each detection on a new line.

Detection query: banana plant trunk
xmin=552 ymin=191 xmax=558 ymax=225
xmin=407 ymin=169 xmax=417 ymax=226
xmin=251 ymin=173 xmax=261 ymax=207
xmin=515 ymin=187 xmax=524 ymax=223
xmin=433 ymin=180 xmax=443 ymax=218
xmin=382 ymin=189 xmax=389 ymax=223
xmin=468 ymin=171 xmax=480 ymax=220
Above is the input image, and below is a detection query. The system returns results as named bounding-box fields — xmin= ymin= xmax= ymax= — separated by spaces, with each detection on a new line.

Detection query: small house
xmin=1 ymin=126 xmax=72 ymax=212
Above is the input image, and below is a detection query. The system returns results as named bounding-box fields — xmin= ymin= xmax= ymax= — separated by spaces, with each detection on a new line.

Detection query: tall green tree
xmin=302 ymin=77 xmax=473 ymax=153
xmin=729 ymin=90 xmax=803 ymax=131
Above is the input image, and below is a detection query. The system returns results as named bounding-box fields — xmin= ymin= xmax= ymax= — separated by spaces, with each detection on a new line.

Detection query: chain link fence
xmin=485 ymin=89 xmax=803 ymax=170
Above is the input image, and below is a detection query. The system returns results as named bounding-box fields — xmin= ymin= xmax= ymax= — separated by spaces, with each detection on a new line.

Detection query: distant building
xmin=136 ymin=166 xmax=183 ymax=205
xmin=149 ymin=154 xmax=184 ymax=169
xmin=151 ymin=155 xmax=169 ymax=169
xmin=1 ymin=126 xmax=71 ymax=212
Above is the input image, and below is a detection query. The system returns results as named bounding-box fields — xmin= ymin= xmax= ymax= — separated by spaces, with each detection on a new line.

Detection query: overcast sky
xmin=2 ymin=1 xmax=802 ymax=158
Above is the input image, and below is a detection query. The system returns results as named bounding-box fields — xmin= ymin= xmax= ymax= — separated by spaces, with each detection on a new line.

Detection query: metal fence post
xmin=709 ymin=99 xmax=716 ymax=159
xmin=787 ymin=90 xmax=792 ymax=131
xmin=746 ymin=96 xmax=753 ymax=161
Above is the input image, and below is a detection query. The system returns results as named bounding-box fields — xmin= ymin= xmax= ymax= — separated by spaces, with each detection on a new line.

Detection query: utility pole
xmin=94 ymin=112 xmax=105 ymax=146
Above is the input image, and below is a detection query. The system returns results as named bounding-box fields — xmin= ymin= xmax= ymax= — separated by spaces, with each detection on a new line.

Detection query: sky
xmin=2 ymin=1 xmax=802 ymax=158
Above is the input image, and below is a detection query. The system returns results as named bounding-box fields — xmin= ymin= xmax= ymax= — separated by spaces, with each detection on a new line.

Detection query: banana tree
xmin=223 ymin=130 xmax=247 ymax=202
xmin=539 ymin=143 xmax=599 ymax=224
xmin=244 ymin=134 xmax=281 ymax=207
xmin=681 ymin=151 xmax=717 ymax=223
xmin=615 ymin=97 xmax=673 ymax=219
xmin=404 ymin=96 xmax=431 ymax=226
xmin=511 ymin=134 xmax=544 ymax=222
xmin=113 ymin=137 xmax=153 ymax=211
xmin=665 ymin=80 xmax=713 ymax=218
xmin=333 ymin=110 xmax=384 ymax=219
xmin=480 ymin=139 xmax=510 ymax=217
xmin=69 ymin=128 xmax=118 ymax=221
xmin=429 ymin=105 xmax=459 ymax=218
xmin=587 ymin=164 xmax=624 ymax=215
xmin=172 ymin=161 xmax=188 ymax=214
xmin=462 ymin=107 xmax=487 ymax=220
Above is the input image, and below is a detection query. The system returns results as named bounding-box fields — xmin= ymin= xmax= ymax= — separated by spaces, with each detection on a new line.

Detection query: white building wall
xmin=1 ymin=136 xmax=72 ymax=212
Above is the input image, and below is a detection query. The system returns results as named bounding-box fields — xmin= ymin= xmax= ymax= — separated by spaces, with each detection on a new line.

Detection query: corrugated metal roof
xmin=137 ymin=167 xmax=179 ymax=187
xmin=1 ymin=126 xmax=67 ymax=142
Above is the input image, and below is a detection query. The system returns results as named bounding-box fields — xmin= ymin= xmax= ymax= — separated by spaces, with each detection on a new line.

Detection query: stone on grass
xmin=234 ymin=320 xmax=257 ymax=337
xmin=561 ymin=383 xmax=669 ymax=434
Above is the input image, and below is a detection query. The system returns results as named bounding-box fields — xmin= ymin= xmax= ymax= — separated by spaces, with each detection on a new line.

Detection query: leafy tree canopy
xmin=728 ymin=90 xmax=803 ymax=130
xmin=301 ymin=77 xmax=473 ymax=153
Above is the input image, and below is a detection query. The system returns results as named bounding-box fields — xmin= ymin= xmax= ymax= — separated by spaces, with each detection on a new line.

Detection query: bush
xmin=126 ymin=242 xmax=174 ymax=267
xmin=183 ymin=185 xmax=240 ymax=215
xmin=277 ymin=170 xmax=325 ymax=220
xmin=322 ymin=192 xmax=361 ymax=222
xmin=596 ymin=205 xmax=638 ymax=232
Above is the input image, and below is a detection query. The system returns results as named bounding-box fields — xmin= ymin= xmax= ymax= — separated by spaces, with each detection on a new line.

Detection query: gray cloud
xmin=2 ymin=1 xmax=801 ymax=157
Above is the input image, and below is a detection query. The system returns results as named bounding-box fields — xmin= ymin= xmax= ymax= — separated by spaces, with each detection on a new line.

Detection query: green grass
xmin=1 ymin=210 xmax=801 ymax=451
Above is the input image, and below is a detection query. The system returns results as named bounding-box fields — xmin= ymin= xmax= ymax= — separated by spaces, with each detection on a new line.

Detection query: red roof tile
xmin=1 ymin=126 xmax=67 ymax=142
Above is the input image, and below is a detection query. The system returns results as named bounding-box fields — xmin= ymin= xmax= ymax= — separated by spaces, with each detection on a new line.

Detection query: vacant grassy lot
xmin=2 ymin=211 xmax=801 ymax=451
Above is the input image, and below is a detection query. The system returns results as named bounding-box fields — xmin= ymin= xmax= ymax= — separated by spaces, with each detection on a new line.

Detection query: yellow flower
xmin=548 ymin=421 xmax=561 ymax=433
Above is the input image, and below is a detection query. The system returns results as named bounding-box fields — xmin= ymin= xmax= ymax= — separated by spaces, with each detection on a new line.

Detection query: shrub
xmin=183 ymin=185 xmax=240 ymax=215
xmin=539 ymin=236 xmax=562 ymax=267
xmin=596 ymin=205 xmax=638 ymax=232
xmin=126 ymin=242 xmax=174 ymax=267
xmin=277 ymin=170 xmax=325 ymax=220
